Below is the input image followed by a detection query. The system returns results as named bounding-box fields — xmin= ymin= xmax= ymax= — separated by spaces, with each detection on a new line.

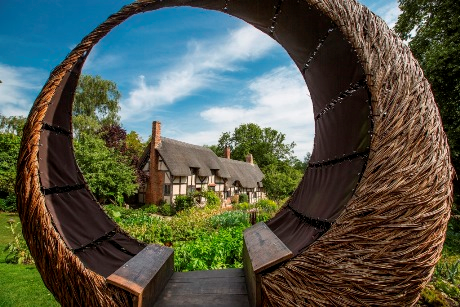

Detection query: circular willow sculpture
xmin=16 ymin=0 xmax=453 ymax=306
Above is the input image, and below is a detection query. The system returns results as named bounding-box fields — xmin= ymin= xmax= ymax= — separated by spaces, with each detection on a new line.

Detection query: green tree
xmin=262 ymin=162 xmax=303 ymax=201
xmin=126 ymin=131 xmax=145 ymax=159
xmin=74 ymin=133 xmax=138 ymax=205
xmin=0 ymin=114 xmax=26 ymax=137
xmin=395 ymin=0 xmax=460 ymax=201
xmin=290 ymin=152 xmax=311 ymax=172
xmin=216 ymin=123 xmax=296 ymax=169
xmin=0 ymin=133 xmax=20 ymax=197
xmin=73 ymin=75 xmax=121 ymax=137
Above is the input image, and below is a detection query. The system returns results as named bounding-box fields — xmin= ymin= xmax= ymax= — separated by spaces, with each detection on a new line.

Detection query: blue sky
xmin=0 ymin=0 xmax=401 ymax=159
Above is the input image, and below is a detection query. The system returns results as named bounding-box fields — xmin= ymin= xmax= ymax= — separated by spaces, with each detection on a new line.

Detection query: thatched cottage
xmin=137 ymin=121 xmax=265 ymax=205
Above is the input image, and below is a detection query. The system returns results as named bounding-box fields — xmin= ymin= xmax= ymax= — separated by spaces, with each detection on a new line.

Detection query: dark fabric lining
xmin=268 ymin=0 xmax=283 ymax=36
xmin=304 ymin=29 xmax=365 ymax=116
xmin=44 ymin=188 xmax=117 ymax=250
xmin=309 ymin=150 xmax=369 ymax=168
xmin=315 ymin=78 xmax=367 ymax=120
xmin=289 ymin=158 xmax=365 ymax=220
xmin=286 ymin=204 xmax=332 ymax=231
xmin=302 ymin=28 xmax=336 ymax=73
xmin=110 ymin=233 xmax=146 ymax=255
xmin=227 ymin=0 xmax=277 ymax=35
xmin=42 ymin=123 xmax=71 ymax=136
xmin=74 ymin=233 xmax=145 ymax=278
xmin=75 ymin=239 xmax=137 ymax=278
xmin=42 ymin=183 xmax=85 ymax=195
xmin=310 ymin=87 xmax=372 ymax=163
xmin=39 ymin=130 xmax=85 ymax=188
xmin=43 ymin=58 xmax=83 ymax=132
xmin=267 ymin=157 xmax=366 ymax=254
xmin=73 ymin=230 xmax=117 ymax=253
xmin=265 ymin=208 xmax=325 ymax=255
xmin=272 ymin=1 xmax=334 ymax=70
xmin=144 ymin=0 xmax=226 ymax=12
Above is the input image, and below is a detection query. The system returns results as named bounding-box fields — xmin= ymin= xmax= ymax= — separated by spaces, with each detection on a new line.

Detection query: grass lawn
xmin=0 ymin=212 xmax=58 ymax=306
xmin=0 ymin=264 xmax=59 ymax=307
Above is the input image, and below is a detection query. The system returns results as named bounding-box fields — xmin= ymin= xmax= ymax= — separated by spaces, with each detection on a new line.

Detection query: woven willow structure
xmin=16 ymin=0 xmax=453 ymax=306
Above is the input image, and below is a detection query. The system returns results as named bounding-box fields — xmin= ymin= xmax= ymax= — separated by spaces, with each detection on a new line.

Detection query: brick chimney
xmin=246 ymin=153 xmax=254 ymax=165
xmin=152 ymin=121 xmax=161 ymax=148
xmin=146 ymin=121 xmax=164 ymax=204
xmin=224 ymin=147 xmax=231 ymax=159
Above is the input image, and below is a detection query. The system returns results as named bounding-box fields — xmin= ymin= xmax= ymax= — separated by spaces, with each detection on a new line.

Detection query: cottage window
xmin=164 ymin=184 xmax=171 ymax=196
xmin=188 ymin=185 xmax=196 ymax=194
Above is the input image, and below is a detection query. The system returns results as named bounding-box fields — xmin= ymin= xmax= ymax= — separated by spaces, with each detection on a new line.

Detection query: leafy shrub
xmin=174 ymin=226 xmax=245 ymax=272
xmin=174 ymin=195 xmax=195 ymax=212
xmin=4 ymin=220 xmax=34 ymax=264
xmin=202 ymin=190 xmax=220 ymax=208
xmin=158 ymin=203 xmax=176 ymax=216
xmin=420 ymin=286 xmax=450 ymax=307
xmin=190 ymin=190 xmax=220 ymax=208
xmin=434 ymin=259 xmax=460 ymax=285
xmin=74 ymin=133 xmax=138 ymax=204
xmin=255 ymin=199 xmax=278 ymax=213
xmin=434 ymin=280 xmax=460 ymax=300
xmin=141 ymin=204 xmax=158 ymax=214
xmin=104 ymin=205 xmax=173 ymax=244
xmin=169 ymin=207 xmax=213 ymax=241
xmin=232 ymin=202 xmax=250 ymax=211
xmin=256 ymin=211 xmax=273 ymax=223
xmin=230 ymin=194 xmax=239 ymax=204
xmin=0 ymin=194 xmax=16 ymax=212
xmin=208 ymin=211 xmax=249 ymax=229
xmin=238 ymin=193 xmax=248 ymax=203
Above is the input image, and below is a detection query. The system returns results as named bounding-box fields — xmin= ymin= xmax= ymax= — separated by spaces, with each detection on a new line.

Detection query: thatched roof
xmin=218 ymin=158 xmax=264 ymax=189
xmin=139 ymin=137 xmax=264 ymax=188
xmin=157 ymin=137 xmax=231 ymax=177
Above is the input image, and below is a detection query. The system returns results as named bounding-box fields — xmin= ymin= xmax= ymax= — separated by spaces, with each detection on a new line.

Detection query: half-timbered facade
xmin=137 ymin=121 xmax=265 ymax=205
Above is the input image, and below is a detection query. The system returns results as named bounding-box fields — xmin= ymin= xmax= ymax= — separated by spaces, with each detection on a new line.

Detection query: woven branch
xmin=262 ymin=0 xmax=453 ymax=306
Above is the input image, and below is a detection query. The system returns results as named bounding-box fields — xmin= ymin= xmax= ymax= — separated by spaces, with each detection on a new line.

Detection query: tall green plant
xmin=74 ymin=133 xmax=138 ymax=204
xmin=174 ymin=195 xmax=195 ymax=212
xmin=4 ymin=220 xmax=33 ymax=264
xmin=0 ymin=133 xmax=20 ymax=207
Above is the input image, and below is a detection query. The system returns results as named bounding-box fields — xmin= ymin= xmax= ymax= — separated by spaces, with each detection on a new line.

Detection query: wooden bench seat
xmin=243 ymin=222 xmax=293 ymax=307
xmin=107 ymin=223 xmax=291 ymax=307
xmin=107 ymin=244 xmax=174 ymax=307
xmin=154 ymin=268 xmax=250 ymax=306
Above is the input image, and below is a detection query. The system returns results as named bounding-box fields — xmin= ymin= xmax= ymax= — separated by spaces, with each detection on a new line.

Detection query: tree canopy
xmin=0 ymin=114 xmax=26 ymax=136
xmin=215 ymin=123 xmax=296 ymax=169
xmin=0 ymin=133 xmax=20 ymax=198
xmin=74 ymin=133 xmax=138 ymax=205
xmin=395 ymin=0 xmax=460 ymax=200
xmin=73 ymin=75 xmax=121 ymax=137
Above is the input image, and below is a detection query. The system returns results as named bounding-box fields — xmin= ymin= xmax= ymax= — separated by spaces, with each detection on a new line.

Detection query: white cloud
xmin=0 ymin=63 xmax=45 ymax=117
xmin=83 ymin=44 xmax=123 ymax=73
xmin=375 ymin=1 xmax=401 ymax=28
xmin=178 ymin=65 xmax=314 ymax=159
xmin=119 ymin=24 xmax=277 ymax=121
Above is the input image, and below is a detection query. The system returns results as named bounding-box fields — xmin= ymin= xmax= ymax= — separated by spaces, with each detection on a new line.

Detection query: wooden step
xmin=154 ymin=269 xmax=250 ymax=306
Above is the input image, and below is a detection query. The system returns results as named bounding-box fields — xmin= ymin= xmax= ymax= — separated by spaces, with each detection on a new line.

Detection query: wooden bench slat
xmin=107 ymin=244 xmax=174 ymax=306
xmin=243 ymin=222 xmax=293 ymax=274
xmin=243 ymin=222 xmax=293 ymax=307
xmin=154 ymin=269 xmax=249 ymax=307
